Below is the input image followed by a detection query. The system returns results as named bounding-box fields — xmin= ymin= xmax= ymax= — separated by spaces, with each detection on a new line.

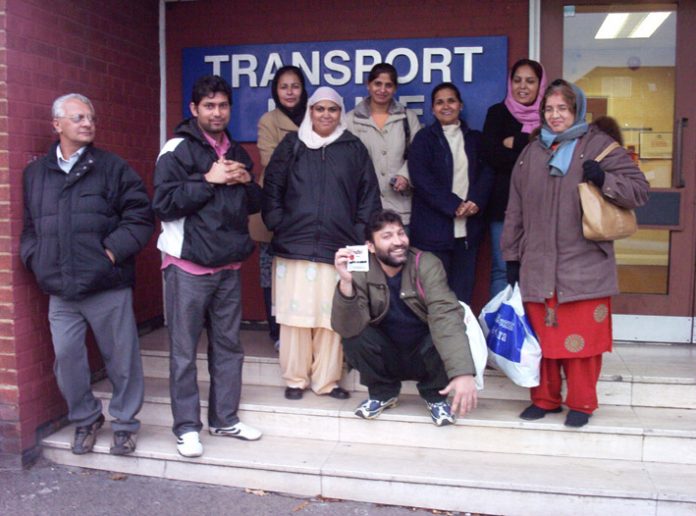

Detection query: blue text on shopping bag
xmin=483 ymin=304 xmax=534 ymax=363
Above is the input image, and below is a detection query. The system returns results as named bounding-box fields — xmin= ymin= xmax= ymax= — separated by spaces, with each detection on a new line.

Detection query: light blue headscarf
xmin=540 ymin=82 xmax=588 ymax=176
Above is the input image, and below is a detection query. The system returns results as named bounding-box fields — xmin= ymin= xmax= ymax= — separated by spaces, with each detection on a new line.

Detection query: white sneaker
xmin=209 ymin=422 xmax=262 ymax=441
xmin=176 ymin=431 xmax=203 ymax=457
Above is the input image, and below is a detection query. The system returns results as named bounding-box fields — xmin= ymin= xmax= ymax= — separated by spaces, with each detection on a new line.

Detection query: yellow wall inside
xmin=576 ymin=66 xmax=675 ymax=188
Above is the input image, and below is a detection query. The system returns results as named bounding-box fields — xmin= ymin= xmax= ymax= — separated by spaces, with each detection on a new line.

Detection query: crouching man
xmin=331 ymin=209 xmax=477 ymax=426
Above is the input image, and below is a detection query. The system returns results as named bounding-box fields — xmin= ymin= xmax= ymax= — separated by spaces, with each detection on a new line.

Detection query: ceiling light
xmin=629 ymin=12 xmax=671 ymax=38
xmin=595 ymin=13 xmax=630 ymax=39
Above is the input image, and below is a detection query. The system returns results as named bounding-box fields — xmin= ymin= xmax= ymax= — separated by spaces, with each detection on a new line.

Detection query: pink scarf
xmin=503 ymin=64 xmax=547 ymax=133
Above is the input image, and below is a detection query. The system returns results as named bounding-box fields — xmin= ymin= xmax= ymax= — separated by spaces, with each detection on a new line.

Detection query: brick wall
xmin=164 ymin=0 xmax=530 ymax=317
xmin=0 ymin=0 xmax=160 ymax=464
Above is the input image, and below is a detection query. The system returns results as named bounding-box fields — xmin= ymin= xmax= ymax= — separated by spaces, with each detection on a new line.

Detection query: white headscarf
xmin=298 ymin=86 xmax=347 ymax=149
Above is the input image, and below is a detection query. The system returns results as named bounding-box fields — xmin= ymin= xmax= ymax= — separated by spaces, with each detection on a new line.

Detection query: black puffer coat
xmin=20 ymin=143 xmax=154 ymax=301
xmin=153 ymin=118 xmax=262 ymax=267
xmin=262 ymin=131 xmax=381 ymax=265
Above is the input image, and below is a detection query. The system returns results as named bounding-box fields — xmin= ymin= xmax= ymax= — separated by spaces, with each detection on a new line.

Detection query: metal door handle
xmin=674 ymin=117 xmax=688 ymax=188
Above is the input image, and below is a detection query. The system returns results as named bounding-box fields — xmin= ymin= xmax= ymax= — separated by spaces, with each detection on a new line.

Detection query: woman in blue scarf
xmin=501 ymin=79 xmax=648 ymax=427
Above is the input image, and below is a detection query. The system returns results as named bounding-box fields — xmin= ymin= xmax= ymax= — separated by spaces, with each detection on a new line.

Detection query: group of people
xmin=19 ymin=57 xmax=648 ymax=461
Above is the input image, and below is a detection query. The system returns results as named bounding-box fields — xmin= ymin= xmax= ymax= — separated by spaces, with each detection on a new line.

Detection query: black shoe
xmin=519 ymin=404 xmax=562 ymax=421
xmin=328 ymin=387 xmax=350 ymax=400
xmin=110 ymin=431 xmax=136 ymax=455
xmin=565 ymin=410 xmax=591 ymax=427
xmin=72 ymin=414 xmax=105 ymax=455
xmin=284 ymin=387 xmax=304 ymax=400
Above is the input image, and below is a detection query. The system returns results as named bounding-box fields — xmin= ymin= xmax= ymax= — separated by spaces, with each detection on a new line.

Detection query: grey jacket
xmin=501 ymin=126 xmax=649 ymax=303
xmin=331 ymin=249 xmax=475 ymax=379
xmin=346 ymin=99 xmax=421 ymax=224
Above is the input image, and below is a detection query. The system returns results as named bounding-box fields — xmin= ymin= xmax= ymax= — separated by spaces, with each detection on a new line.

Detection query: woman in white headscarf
xmin=263 ymin=86 xmax=381 ymax=400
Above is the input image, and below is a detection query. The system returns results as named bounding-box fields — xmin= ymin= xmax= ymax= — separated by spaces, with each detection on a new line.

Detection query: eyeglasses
xmin=57 ymin=114 xmax=96 ymax=124
xmin=543 ymin=105 xmax=571 ymax=115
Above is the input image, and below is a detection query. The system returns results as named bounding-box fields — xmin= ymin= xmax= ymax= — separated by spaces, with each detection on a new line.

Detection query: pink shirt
xmin=161 ymin=128 xmax=242 ymax=275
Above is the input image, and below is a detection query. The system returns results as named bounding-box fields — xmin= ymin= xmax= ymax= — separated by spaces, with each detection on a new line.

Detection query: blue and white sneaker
xmin=426 ymin=400 xmax=456 ymax=426
xmin=354 ymin=397 xmax=398 ymax=420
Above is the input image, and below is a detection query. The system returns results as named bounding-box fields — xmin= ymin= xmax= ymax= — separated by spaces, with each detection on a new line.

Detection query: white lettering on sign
xmin=385 ymin=47 xmax=418 ymax=83
xmin=260 ymin=53 xmax=284 ymax=87
xmin=355 ymin=49 xmax=382 ymax=84
xmin=454 ymin=47 xmax=483 ymax=82
xmin=211 ymin=46 xmax=485 ymax=88
xmin=323 ymin=50 xmax=351 ymax=86
xmin=204 ymin=55 xmax=229 ymax=76
xmin=292 ymin=51 xmax=320 ymax=84
xmin=399 ymin=95 xmax=425 ymax=116
xmin=231 ymin=54 xmax=258 ymax=87
xmin=423 ymin=48 xmax=452 ymax=83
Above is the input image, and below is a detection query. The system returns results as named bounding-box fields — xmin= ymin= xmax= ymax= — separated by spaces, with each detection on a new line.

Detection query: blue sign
xmin=183 ymin=36 xmax=508 ymax=142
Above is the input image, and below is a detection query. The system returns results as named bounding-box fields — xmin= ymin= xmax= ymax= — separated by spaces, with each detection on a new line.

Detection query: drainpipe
xmin=529 ymin=0 xmax=541 ymax=61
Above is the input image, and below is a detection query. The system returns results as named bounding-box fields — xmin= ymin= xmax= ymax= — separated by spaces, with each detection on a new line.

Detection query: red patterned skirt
xmin=524 ymin=294 xmax=612 ymax=360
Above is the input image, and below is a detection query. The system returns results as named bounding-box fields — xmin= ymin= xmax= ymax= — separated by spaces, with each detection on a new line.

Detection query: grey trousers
xmin=164 ymin=266 xmax=244 ymax=437
xmin=48 ymin=288 xmax=144 ymax=433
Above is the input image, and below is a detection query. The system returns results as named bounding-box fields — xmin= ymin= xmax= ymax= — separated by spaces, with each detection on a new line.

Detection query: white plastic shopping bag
xmin=460 ymin=301 xmax=487 ymax=391
xmin=478 ymin=284 xmax=541 ymax=388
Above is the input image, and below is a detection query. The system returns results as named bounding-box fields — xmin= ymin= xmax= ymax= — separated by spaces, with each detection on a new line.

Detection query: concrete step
xmin=139 ymin=328 xmax=696 ymax=409
xmin=93 ymin=378 xmax=696 ymax=465
xmin=41 ymin=423 xmax=696 ymax=516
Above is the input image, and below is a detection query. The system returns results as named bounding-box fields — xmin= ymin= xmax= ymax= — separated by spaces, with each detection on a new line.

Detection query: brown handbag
xmin=578 ymin=141 xmax=638 ymax=241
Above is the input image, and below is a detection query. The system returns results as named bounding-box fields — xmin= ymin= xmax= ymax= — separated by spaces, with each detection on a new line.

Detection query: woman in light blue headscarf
xmin=501 ymin=79 xmax=648 ymax=428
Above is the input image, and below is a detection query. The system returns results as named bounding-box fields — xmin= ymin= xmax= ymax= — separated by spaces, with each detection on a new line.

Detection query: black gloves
xmin=506 ymin=261 xmax=520 ymax=286
xmin=582 ymin=160 xmax=606 ymax=188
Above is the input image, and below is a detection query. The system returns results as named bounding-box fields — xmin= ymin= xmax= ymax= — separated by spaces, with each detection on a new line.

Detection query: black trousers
xmin=342 ymin=325 xmax=449 ymax=403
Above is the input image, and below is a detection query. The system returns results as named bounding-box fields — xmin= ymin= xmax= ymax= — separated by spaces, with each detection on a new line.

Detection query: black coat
xmin=20 ymin=143 xmax=154 ymax=301
xmin=262 ymin=131 xmax=381 ymax=265
xmin=481 ymin=102 xmax=532 ymax=221
xmin=408 ymin=120 xmax=493 ymax=252
xmin=153 ymin=118 xmax=262 ymax=267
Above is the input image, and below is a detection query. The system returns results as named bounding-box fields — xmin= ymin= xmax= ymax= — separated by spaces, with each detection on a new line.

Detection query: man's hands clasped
xmin=205 ymin=158 xmax=251 ymax=186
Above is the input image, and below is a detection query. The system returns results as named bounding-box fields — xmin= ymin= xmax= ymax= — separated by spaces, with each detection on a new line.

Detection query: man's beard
xmin=375 ymin=245 xmax=408 ymax=268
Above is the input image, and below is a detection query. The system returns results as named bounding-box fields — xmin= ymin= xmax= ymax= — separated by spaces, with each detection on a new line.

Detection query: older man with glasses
xmin=20 ymin=93 xmax=154 ymax=456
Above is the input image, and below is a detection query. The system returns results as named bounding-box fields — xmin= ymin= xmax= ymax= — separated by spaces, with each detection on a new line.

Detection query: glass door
xmin=541 ymin=1 xmax=696 ymax=342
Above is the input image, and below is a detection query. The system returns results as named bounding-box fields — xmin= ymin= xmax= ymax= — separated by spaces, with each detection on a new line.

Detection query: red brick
xmin=0 ymin=353 xmax=16 ymax=369
xmin=0 ymin=303 xmax=13 ymax=319
xmin=0 ymin=320 xmax=14 ymax=338
xmin=0 ymin=401 xmax=18 ymax=420
xmin=0 ymin=385 xmax=18 ymax=404
xmin=0 ymin=369 xmax=18 ymax=385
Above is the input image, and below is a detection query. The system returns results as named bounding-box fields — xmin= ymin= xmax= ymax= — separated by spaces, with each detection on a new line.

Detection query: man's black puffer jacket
xmin=153 ymin=118 xmax=262 ymax=267
xmin=20 ymin=143 xmax=154 ymax=301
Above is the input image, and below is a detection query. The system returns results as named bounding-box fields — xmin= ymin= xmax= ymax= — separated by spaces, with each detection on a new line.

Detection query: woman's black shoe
xmin=564 ymin=410 xmax=591 ymax=427
xmin=284 ymin=387 xmax=304 ymax=400
xmin=519 ymin=404 xmax=562 ymax=420
xmin=328 ymin=387 xmax=350 ymax=399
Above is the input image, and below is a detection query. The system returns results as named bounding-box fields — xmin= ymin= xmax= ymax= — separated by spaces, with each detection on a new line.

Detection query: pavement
xmin=0 ymin=456 xmax=477 ymax=516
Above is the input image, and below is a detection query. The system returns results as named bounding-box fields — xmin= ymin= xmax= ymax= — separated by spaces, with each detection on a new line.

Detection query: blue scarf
xmin=540 ymin=83 xmax=588 ymax=176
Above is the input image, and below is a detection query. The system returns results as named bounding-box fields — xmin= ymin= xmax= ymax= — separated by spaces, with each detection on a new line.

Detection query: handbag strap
xmin=594 ymin=141 xmax=621 ymax=163
xmin=415 ymin=251 xmax=426 ymax=302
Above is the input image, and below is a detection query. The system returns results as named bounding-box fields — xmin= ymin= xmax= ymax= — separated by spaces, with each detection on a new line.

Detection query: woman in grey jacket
xmin=501 ymin=79 xmax=649 ymax=427
xmin=346 ymin=63 xmax=421 ymax=226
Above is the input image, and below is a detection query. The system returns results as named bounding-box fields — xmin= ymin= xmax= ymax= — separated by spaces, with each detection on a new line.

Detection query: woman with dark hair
xmin=346 ymin=63 xmax=421 ymax=226
xmin=253 ymin=66 xmax=309 ymax=350
xmin=501 ymin=79 xmax=649 ymax=427
xmin=263 ymin=87 xmax=380 ymax=401
xmin=407 ymin=82 xmax=493 ymax=303
xmin=482 ymin=59 xmax=546 ymax=297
